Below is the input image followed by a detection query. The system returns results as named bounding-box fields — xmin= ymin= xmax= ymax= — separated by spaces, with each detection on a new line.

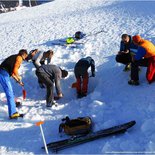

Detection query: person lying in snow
xmin=26 ymin=49 xmax=54 ymax=88
xmin=115 ymin=34 xmax=138 ymax=71
xmin=36 ymin=64 xmax=68 ymax=107
xmin=0 ymin=49 xmax=28 ymax=119
xmin=73 ymin=56 xmax=95 ymax=98
xmin=128 ymin=35 xmax=155 ymax=85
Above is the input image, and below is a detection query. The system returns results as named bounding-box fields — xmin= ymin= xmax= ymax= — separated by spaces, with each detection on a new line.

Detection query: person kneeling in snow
xmin=26 ymin=49 xmax=54 ymax=88
xmin=73 ymin=56 xmax=95 ymax=98
xmin=115 ymin=34 xmax=138 ymax=72
xmin=128 ymin=35 xmax=155 ymax=85
xmin=36 ymin=64 xmax=68 ymax=107
xmin=0 ymin=49 xmax=28 ymax=119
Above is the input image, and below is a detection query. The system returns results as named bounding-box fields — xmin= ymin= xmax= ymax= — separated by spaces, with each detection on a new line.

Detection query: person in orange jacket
xmin=0 ymin=49 xmax=28 ymax=119
xmin=128 ymin=35 xmax=155 ymax=85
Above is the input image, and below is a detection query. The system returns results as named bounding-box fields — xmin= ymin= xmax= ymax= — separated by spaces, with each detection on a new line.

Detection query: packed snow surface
xmin=1 ymin=0 xmax=155 ymax=154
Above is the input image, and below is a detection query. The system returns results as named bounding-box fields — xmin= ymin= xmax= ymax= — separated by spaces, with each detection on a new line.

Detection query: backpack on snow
xmin=59 ymin=116 xmax=92 ymax=136
xmin=75 ymin=31 xmax=85 ymax=39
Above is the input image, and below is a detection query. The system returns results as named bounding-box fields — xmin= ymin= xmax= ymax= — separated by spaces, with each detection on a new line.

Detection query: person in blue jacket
xmin=116 ymin=34 xmax=138 ymax=71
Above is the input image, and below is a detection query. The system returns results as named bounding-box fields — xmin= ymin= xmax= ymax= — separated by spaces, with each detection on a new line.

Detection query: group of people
xmin=2 ymin=33 xmax=155 ymax=119
xmin=0 ymin=48 xmax=95 ymax=119
xmin=116 ymin=34 xmax=155 ymax=85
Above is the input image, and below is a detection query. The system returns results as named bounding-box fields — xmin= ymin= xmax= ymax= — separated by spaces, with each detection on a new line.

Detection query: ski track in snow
xmin=1 ymin=0 xmax=155 ymax=154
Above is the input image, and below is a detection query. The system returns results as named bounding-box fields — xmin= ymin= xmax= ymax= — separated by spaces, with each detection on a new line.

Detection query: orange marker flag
xmin=36 ymin=121 xmax=44 ymax=126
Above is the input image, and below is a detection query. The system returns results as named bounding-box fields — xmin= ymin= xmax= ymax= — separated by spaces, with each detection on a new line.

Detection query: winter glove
xmin=40 ymin=60 xmax=45 ymax=65
xmin=54 ymin=93 xmax=63 ymax=100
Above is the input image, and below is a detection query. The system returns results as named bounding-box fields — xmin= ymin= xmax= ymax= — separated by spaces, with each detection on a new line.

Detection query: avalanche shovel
xmin=22 ymin=86 xmax=26 ymax=100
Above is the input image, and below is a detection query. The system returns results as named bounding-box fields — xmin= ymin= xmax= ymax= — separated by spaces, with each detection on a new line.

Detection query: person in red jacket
xmin=128 ymin=35 xmax=155 ymax=85
xmin=0 ymin=49 xmax=28 ymax=119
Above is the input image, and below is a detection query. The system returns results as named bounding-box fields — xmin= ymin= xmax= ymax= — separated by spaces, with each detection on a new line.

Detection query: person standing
xmin=0 ymin=49 xmax=28 ymax=119
xmin=26 ymin=49 xmax=54 ymax=88
xmin=74 ymin=56 xmax=95 ymax=98
xmin=36 ymin=64 xmax=68 ymax=107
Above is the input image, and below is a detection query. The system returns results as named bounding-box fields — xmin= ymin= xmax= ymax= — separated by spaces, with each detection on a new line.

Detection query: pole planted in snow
xmin=36 ymin=121 xmax=49 ymax=154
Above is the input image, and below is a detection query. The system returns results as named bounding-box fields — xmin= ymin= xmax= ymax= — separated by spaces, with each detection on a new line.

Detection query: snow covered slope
xmin=1 ymin=0 xmax=155 ymax=154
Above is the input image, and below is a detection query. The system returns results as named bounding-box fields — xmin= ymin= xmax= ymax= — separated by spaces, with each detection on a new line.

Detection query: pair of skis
xmin=42 ymin=120 xmax=136 ymax=152
xmin=51 ymin=29 xmax=107 ymax=48
xmin=51 ymin=39 xmax=84 ymax=48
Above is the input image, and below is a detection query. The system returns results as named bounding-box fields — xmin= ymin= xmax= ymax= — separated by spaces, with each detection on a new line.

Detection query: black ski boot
xmin=128 ymin=80 xmax=140 ymax=86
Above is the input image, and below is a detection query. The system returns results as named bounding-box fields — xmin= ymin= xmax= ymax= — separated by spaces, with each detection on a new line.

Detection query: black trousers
xmin=36 ymin=71 xmax=54 ymax=104
xmin=115 ymin=52 xmax=132 ymax=65
xmin=131 ymin=58 xmax=149 ymax=81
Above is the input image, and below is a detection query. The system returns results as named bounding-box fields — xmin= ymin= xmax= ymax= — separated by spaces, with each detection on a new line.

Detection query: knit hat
xmin=132 ymin=35 xmax=141 ymax=43
xmin=61 ymin=69 xmax=68 ymax=78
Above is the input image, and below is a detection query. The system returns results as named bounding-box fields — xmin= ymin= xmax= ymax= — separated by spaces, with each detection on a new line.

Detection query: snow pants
xmin=74 ymin=65 xmax=89 ymax=94
xmin=131 ymin=58 xmax=148 ymax=81
xmin=131 ymin=56 xmax=155 ymax=83
xmin=76 ymin=73 xmax=89 ymax=94
xmin=0 ymin=69 xmax=16 ymax=116
xmin=36 ymin=71 xmax=54 ymax=105
xmin=115 ymin=52 xmax=132 ymax=65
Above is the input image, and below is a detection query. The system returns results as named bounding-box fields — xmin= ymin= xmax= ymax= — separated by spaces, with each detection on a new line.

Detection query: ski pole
xmin=36 ymin=121 xmax=49 ymax=154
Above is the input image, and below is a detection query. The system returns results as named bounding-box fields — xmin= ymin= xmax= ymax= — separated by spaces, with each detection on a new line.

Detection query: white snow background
xmin=0 ymin=0 xmax=155 ymax=154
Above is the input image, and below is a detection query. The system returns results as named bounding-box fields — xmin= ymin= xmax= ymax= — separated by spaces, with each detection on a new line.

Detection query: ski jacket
xmin=74 ymin=57 xmax=95 ymax=77
xmin=0 ymin=54 xmax=23 ymax=80
xmin=37 ymin=64 xmax=62 ymax=94
xmin=134 ymin=39 xmax=155 ymax=60
xmin=120 ymin=35 xmax=138 ymax=52
xmin=32 ymin=51 xmax=52 ymax=68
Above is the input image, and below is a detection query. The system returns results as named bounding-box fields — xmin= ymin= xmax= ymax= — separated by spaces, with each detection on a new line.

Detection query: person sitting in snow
xmin=73 ymin=56 xmax=95 ymax=98
xmin=0 ymin=49 xmax=28 ymax=119
xmin=36 ymin=64 xmax=68 ymax=107
xmin=128 ymin=35 xmax=155 ymax=85
xmin=26 ymin=49 xmax=54 ymax=88
xmin=116 ymin=34 xmax=138 ymax=71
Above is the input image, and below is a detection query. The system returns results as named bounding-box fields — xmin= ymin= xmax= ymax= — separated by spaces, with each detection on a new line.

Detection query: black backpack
xmin=75 ymin=31 xmax=84 ymax=39
xmin=59 ymin=116 xmax=92 ymax=136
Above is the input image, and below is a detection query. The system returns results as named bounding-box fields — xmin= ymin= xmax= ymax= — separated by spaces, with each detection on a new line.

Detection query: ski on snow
xmin=42 ymin=120 xmax=136 ymax=152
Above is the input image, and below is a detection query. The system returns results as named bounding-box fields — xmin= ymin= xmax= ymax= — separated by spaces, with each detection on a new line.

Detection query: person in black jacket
xmin=36 ymin=64 xmax=68 ymax=107
xmin=116 ymin=34 xmax=138 ymax=71
xmin=0 ymin=49 xmax=28 ymax=119
xmin=74 ymin=56 xmax=95 ymax=98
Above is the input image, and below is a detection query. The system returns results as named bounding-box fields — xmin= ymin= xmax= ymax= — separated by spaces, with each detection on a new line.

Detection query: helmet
xmin=61 ymin=69 xmax=68 ymax=78
xmin=66 ymin=37 xmax=75 ymax=44
xmin=75 ymin=31 xmax=84 ymax=39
